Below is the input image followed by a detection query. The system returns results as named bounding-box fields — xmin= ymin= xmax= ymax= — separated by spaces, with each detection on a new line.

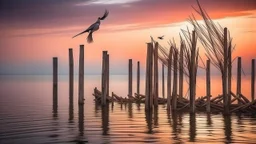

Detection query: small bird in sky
xmin=158 ymin=35 xmax=164 ymax=40
xmin=72 ymin=10 xmax=109 ymax=43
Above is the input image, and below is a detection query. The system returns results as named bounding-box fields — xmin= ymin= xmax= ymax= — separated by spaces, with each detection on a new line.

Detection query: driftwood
xmin=93 ymin=87 xmax=256 ymax=113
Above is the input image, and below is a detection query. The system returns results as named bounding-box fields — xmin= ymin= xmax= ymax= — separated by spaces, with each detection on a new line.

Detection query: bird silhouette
xmin=72 ymin=10 xmax=109 ymax=43
xmin=158 ymin=35 xmax=164 ymax=40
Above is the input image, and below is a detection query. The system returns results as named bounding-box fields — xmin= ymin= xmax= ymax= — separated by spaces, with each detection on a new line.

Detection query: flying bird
xmin=158 ymin=35 xmax=164 ymax=40
xmin=72 ymin=10 xmax=109 ymax=43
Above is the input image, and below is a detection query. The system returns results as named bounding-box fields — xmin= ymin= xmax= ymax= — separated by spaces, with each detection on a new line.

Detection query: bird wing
xmin=99 ymin=10 xmax=109 ymax=20
xmin=72 ymin=22 xmax=96 ymax=38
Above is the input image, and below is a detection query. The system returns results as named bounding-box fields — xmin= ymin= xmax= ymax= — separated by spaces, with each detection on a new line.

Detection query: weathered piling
xmin=252 ymin=59 xmax=255 ymax=101
xmin=101 ymin=51 xmax=108 ymax=106
xmin=153 ymin=42 xmax=159 ymax=107
xmin=189 ymin=31 xmax=197 ymax=113
xmin=172 ymin=49 xmax=178 ymax=110
xmin=237 ymin=57 xmax=241 ymax=104
xmin=128 ymin=59 xmax=133 ymax=97
xmin=137 ymin=61 xmax=140 ymax=95
xmin=167 ymin=47 xmax=173 ymax=110
xmin=228 ymin=33 xmax=232 ymax=109
xmin=53 ymin=57 xmax=58 ymax=113
xmin=179 ymin=43 xmax=184 ymax=101
xmin=69 ymin=49 xmax=74 ymax=121
xmin=206 ymin=60 xmax=211 ymax=112
xmin=69 ymin=49 xmax=74 ymax=107
xmin=106 ymin=54 xmax=110 ymax=97
xmin=223 ymin=28 xmax=229 ymax=114
xmin=78 ymin=45 xmax=84 ymax=105
xmin=162 ymin=63 xmax=165 ymax=98
xmin=145 ymin=43 xmax=153 ymax=111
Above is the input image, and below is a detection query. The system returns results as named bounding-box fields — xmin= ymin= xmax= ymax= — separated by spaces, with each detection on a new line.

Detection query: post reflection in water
xmin=145 ymin=109 xmax=153 ymax=134
xmin=206 ymin=113 xmax=213 ymax=136
xmin=128 ymin=102 xmax=133 ymax=119
xmin=223 ymin=115 xmax=232 ymax=143
xmin=136 ymin=103 xmax=141 ymax=111
xmin=78 ymin=104 xmax=84 ymax=136
xmin=52 ymin=85 xmax=58 ymax=118
xmin=189 ymin=113 xmax=196 ymax=142
xmin=101 ymin=103 xmax=109 ymax=135
xmin=153 ymin=106 xmax=158 ymax=127
xmin=236 ymin=113 xmax=244 ymax=133
xmin=69 ymin=95 xmax=74 ymax=123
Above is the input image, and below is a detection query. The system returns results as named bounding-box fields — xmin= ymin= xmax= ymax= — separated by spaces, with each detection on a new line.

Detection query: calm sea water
xmin=0 ymin=75 xmax=256 ymax=144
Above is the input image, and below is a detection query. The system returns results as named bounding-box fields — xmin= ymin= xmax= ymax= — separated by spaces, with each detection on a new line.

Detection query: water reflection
xmin=189 ymin=113 xmax=196 ymax=142
xmin=223 ymin=115 xmax=232 ymax=143
xmin=52 ymin=84 xmax=58 ymax=118
xmin=145 ymin=110 xmax=153 ymax=134
xmin=128 ymin=102 xmax=133 ymax=119
xmin=153 ymin=106 xmax=158 ymax=127
xmin=136 ymin=103 xmax=141 ymax=111
xmin=206 ymin=113 xmax=213 ymax=136
xmin=69 ymin=95 xmax=74 ymax=123
xmin=101 ymin=103 xmax=109 ymax=135
xmin=79 ymin=104 xmax=84 ymax=136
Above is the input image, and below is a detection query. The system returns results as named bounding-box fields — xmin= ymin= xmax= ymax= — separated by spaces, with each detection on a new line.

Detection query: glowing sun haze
xmin=0 ymin=0 xmax=255 ymax=75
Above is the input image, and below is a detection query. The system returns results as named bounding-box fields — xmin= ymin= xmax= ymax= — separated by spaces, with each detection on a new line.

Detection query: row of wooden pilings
xmin=52 ymin=44 xmax=255 ymax=114
xmin=52 ymin=45 xmax=85 ymax=112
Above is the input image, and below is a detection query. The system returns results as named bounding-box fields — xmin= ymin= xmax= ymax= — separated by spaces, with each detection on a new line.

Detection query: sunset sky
xmin=0 ymin=0 xmax=255 ymax=75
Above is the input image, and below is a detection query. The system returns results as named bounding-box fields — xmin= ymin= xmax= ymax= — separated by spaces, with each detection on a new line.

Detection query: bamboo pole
xmin=69 ymin=49 xmax=74 ymax=107
xmin=128 ymin=59 xmax=133 ymax=97
xmin=223 ymin=27 xmax=229 ymax=114
xmin=179 ymin=43 xmax=184 ymax=101
xmin=78 ymin=45 xmax=84 ymax=105
xmin=167 ymin=47 xmax=173 ymax=110
xmin=252 ymin=59 xmax=255 ymax=101
xmin=53 ymin=57 xmax=58 ymax=113
xmin=154 ymin=42 xmax=159 ymax=107
xmin=172 ymin=50 xmax=178 ymax=110
xmin=137 ymin=61 xmax=140 ymax=95
xmin=190 ymin=31 xmax=196 ymax=113
xmin=162 ymin=63 xmax=165 ymax=98
xmin=101 ymin=51 xmax=108 ymax=106
xmin=206 ymin=60 xmax=211 ymax=112
xmin=237 ymin=57 xmax=241 ymax=104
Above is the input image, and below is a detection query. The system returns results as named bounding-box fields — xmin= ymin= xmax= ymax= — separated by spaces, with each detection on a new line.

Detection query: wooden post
xmin=78 ymin=45 xmax=84 ymax=105
xmin=69 ymin=49 xmax=74 ymax=107
xmin=145 ymin=43 xmax=153 ymax=111
xmin=53 ymin=57 xmax=58 ymax=113
xmin=252 ymin=59 xmax=255 ymax=101
xmin=190 ymin=30 xmax=196 ymax=113
xmin=237 ymin=57 xmax=241 ymax=104
xmin=101 ymin=51 xmax=108 ymax=106
xmin=167 ymin=47 xmax=173 ymax=110
xmin=179 ymin=42 xmax=184 ymax=101
xmin=153 ymin=42 xmax=159 ymax=107
xmin=145 ymin=44 xmax=150 ymax=110
xmin=228 ymin=36 xmax=232 ymax=107
xmin=172 ymin=50 xmax=178 ymax=110
xmin=223 ymin=28 xmax=229 ymax=114
xmin=162 ymin=63 xmax=165 ymax=98
xmin=206 ymin=60 xmax=211 ymax=112
xmin=106 ymin=54 xmax=109 ymax=97
xmin=128 ymin=59 xmax=133 ymax=97
xmin=137 ymin=61 xmax=140 ymax=95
